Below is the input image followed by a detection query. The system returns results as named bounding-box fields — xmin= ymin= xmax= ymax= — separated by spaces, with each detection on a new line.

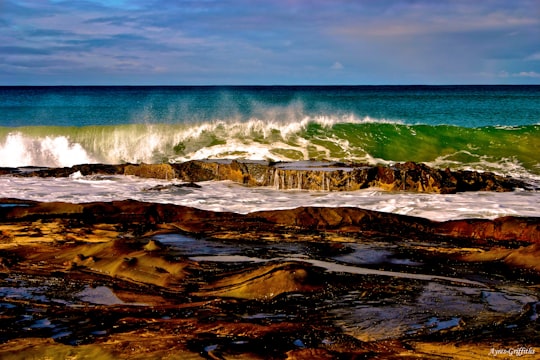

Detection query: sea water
xmin=0 ymin=85 xmax=539 ymax=220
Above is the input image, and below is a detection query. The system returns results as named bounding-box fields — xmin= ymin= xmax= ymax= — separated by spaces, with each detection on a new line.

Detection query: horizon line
xmin=1 ymin=84 xmax=539 ymax=87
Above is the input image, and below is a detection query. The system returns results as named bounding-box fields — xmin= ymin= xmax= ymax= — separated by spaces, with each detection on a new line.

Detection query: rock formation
xmin=0 ymin=199 xmax=539 ymax=358
xmin=0 ymin=157 xmax=538 ymax=358
xmin=1 ymin=199 xmax=538 ymax=244
xmin=2 ymin=160 xmax=532 ymax=193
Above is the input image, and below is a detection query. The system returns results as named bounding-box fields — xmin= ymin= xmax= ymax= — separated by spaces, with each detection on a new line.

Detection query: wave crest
xmin=1 ymin=120 xmax=538 ymax=181
xmin=0 ymin=132 xmax=94 ymax=167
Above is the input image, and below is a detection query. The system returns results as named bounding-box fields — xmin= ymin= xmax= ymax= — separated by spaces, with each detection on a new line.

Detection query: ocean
xmin=1 ymin=85 xmax=539 ymax=220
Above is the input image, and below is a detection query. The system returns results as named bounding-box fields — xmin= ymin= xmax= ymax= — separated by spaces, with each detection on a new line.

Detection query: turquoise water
xmin=2 ymin=86 xmax=539 ymax=127
xmin=1 ymin=86 xmax=539 ymax=178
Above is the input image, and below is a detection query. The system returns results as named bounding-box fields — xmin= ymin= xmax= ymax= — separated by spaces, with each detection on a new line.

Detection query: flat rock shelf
xmin=0 ymin=161 xmax=538 ymax=359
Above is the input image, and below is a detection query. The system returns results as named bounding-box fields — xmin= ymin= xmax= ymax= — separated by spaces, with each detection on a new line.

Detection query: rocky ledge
xmin=2 ymin=159 xmax=533 ymax=193
xmin=0 ymin=199 xmax=539 ymax=359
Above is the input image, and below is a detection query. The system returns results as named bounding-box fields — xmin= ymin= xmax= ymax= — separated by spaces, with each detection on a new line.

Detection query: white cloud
xmin=2 ymin=0 xmax=540 ymax=85
xmin=331 ymin=61 xmax=344 ymax=70
xmin=515 ymin=71 xmax=540 ymax=78
xmin=525 ymin=52 xmax=540 ymax=61
xmin=494 ymin=70 xmax=540 ymax=78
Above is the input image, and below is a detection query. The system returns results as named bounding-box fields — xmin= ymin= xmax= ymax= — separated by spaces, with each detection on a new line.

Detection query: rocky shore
xmin=2 ymin=159 xmax=534 ymax=193
xmin=0 ymin=161 xmax=538 ymax=359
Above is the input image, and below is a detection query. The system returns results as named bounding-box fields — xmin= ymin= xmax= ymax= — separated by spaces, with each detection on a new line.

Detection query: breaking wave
xmin=1 ymin=118 xmax=539 ymax=180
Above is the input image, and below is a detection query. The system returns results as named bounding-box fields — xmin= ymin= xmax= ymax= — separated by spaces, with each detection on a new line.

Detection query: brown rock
xmin=193 ymin=262 xmax=322 ymax=300
xmin=4 ymin=160 xmax=531 ymax=193
xmin=461 ymin=243 xmax=540 ymax=272
xmin=0 ymin=197 xmax=538 ymax=359
xmin=1 ymin=200 xmax=538 ymax=244
xmin=124 ymin=163 xmax=176 ymax=179
xmin=436 ymin=216 xmax=540 ymax=244
xmin=286 ymin=348 xmax=337 ymax=360
xmin=27 ymin=238 xmax=191 ymax=289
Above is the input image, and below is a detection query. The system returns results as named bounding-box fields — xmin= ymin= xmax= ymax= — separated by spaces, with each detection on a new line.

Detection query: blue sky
xmin=1 ymin=0 xmax=539 ymax=85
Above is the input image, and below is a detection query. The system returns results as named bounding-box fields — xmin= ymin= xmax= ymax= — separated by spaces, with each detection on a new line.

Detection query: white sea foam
xmin=0 ymin=115 xmax=407 ymax=168
xmin=0 ymin=132 xmax=94 ymax=168
xmin=427 ymin=152 xmax=540 ymax=186
xmin=0 ymin=175 xmax=538 ymax=221
xmin=1 ymin=118 xmax=538 ymax=186
xmin=175 ymin=140 xmax=303 ymax=162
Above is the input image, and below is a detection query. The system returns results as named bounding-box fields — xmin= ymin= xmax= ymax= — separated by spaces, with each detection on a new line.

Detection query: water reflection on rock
xmin=0 ymin=200 xmax=538 ymax=358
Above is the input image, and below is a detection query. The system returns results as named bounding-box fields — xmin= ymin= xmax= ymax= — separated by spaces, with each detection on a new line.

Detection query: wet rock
xmin=124 ymin=163 xmax=176 ymax=179
xmin=24 ymin=238 xmax=191 ymax=289
xmin=249 ymin=206 xmax=540 ymax=244
xmin=193 ymin=262 xmax=322 ymax=300
xmin=0 ymin=339 xmax=115 ymax=360
xmin=460 ymin=243 xmax=540 ymax=272
xmin=0 ymin=196 xmax=538 ymax=358
xmin=1 ymin=200 xmax=538 ymax=245
xmin=436 ymin=216 xmax=540 ymax=244
xmin=285 ymin=348 xmax=336 ymax=359
xmin=170 ymin=160 xmax=530 ymax=193
xmin=143 ymin=239 xmax=163 ymax=252
xmin=3 ymin=164 xmax=126 ymax=177
xmin=143 ymin=182 xmax=201 ymax=191
xmin=3 ymin=160 xmax=532 ymax=193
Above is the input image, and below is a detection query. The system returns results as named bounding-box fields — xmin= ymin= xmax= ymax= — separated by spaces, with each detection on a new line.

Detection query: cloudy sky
xmin=1 ymin=0 xmax=539 ymax=85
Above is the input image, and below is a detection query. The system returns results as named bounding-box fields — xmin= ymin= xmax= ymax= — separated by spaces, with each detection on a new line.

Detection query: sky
xmin=1 ymin=0 xmax=539 ymax=85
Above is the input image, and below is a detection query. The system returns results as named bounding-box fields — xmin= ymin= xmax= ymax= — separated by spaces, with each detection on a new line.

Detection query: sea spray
xmin=1 ymin=85 xmax=539 ymax=180
xmin=0 ymin=132 xmax=94 ymax=167
xmin=1 ymin=121 xmax=538 ymax=179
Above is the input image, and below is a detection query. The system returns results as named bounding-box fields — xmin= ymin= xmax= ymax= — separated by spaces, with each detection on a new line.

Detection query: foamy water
xmin=1 ymin=87 xmax=538 ymax=220
xmin=1 ymin=174 xmax=538 ymax=221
